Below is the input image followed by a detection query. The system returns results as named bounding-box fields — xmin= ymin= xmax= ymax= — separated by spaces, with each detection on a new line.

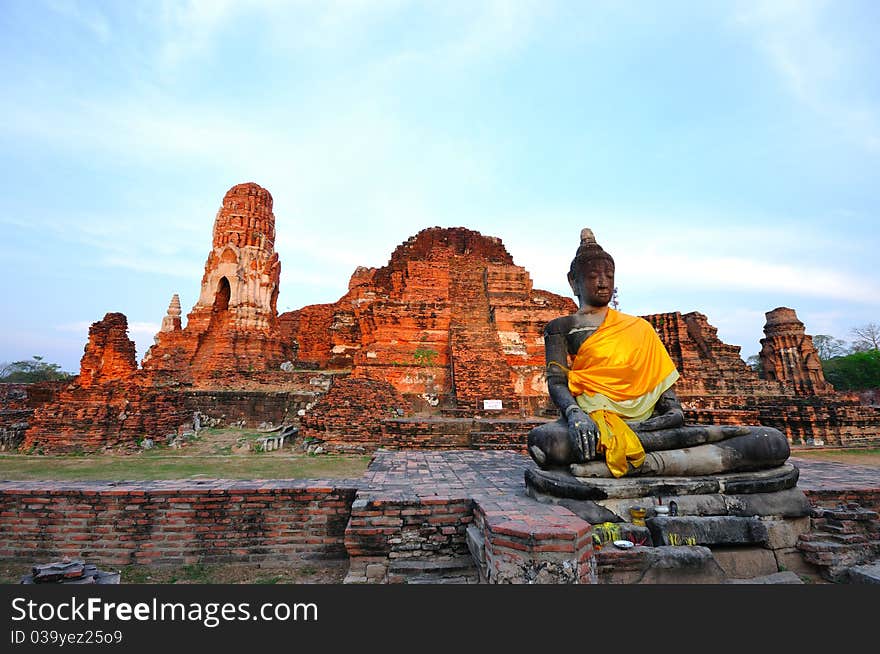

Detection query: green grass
xmin=796 ymin=447 xmax=880 ymax=456
xmin=0 ymin=452 xmax=371 ymax=481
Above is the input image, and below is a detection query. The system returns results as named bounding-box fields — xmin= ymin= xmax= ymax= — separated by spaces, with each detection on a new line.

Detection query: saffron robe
xmin=567 ymin=309 xmax=679 ymax=477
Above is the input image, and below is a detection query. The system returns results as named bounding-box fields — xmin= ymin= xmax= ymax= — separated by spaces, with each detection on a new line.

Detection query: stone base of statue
xmin=524 ymin=457 xmax=817 ymax=583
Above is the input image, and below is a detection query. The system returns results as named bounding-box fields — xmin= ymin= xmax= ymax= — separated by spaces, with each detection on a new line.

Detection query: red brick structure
xmin=759 ymin=307 xmax=834 ymax=395
xmin=645 ymin=310 xmax=880 ymax=446
xmin=0 ymin=480 xmax=357 ymax=565
xmin=77 ymin=313 xmax=138 ymax=387
xmin=299 ymin=377 xmax=410 ymax=452
xmin=22 ymin=314 xmax=187 ymax=453
xmin=13 ymin=182 xmax=878 ymax=453
xmin=280 ymin=227 xmax=573 ymax=413
xmin=142 ymin=182 xmax=294 ymax=383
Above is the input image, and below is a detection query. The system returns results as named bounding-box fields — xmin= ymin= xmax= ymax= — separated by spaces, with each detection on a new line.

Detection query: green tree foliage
xmin=823 ymin=350 xmax=880 ymax=391
xmin=0 ymin=356 xmax=73 ymax=383
xmin=745 ymin=354 xmax=762 ymax=375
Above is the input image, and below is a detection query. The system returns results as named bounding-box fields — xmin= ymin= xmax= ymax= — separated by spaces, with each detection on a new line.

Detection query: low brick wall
xmin=182 ymin=390 xmax=318 ymax=428
xmin=803 ymin=489 xmax=880 ymax=514
xmin=379 ymin=417 xmax=543 ymax=452
xmin=0 ymin=480 xmax=358 ymax=566
xmin=0 ymin=410 xmax=30 ymax=451
xmin=344 ymin=495 xmax=474 ymax=583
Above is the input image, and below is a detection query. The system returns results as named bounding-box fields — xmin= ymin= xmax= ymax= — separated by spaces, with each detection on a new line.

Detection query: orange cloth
xmin=566 ymin=309 xmax=678 ymax=478
xmin=567 ymin=309 xmax=677 ymax=401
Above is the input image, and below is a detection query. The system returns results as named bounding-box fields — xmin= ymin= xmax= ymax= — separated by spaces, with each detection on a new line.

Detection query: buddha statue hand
xmin=566 ymin=404 xmax=598 ymax=462
xmin=627 ymin=407 xmax=685 ymax=432
xmin=626 ymin=389 xmax=685 ymax=432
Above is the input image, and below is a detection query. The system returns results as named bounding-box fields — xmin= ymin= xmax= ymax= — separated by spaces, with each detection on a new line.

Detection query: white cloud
xmin=734 ymin=0 xmax=880 ymax=153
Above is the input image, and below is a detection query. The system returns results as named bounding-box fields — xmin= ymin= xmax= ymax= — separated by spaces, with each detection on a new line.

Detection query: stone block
xmin=847 ymin=562 xmax=880 ymax=584
xmin=638 ymin=546 xmax=726 ymax=584
xmin=365 ymin=563 xmax=387 ymax=580
xmin=723 ymin=488 xmax=812 ymax=518
xmin=711 ymin=546 xmax=778 ymax=579
xmin=725 ymin=571 xmax=803 ymax=584
xmin=773 ymin=547 xmax=822 ymax=580
xmin=762 ymin=516 xmax=812 ymax=549
xmin=647 ymin=516 xmax=769 ymax=547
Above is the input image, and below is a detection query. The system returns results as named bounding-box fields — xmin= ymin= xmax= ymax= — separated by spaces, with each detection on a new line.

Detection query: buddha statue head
xmin=567 ymin=228 xmax=615 ymax=309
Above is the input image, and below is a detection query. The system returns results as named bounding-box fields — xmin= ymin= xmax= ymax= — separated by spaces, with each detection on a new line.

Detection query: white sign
xmin=483 ymin=400 xmax=503 ymax=410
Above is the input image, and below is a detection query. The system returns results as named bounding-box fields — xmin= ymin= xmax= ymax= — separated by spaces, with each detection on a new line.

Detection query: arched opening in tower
xmin=214 ymin=277 xmax=231 ymax=312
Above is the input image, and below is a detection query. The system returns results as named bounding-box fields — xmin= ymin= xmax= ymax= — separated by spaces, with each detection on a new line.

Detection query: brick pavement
xmin=362 ymin=449 xmax=880 ymax=497
xmin=787 ymin=456 xmax=880 ymax=491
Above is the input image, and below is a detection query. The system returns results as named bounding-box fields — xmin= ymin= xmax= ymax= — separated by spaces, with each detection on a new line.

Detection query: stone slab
xmin=725 ymin=571 xmax=804 ymax=584
xmin=627 ymin=546 xmax=726 ymax=584
xmin=763 ymin=516 xmax=812 ymax=549
xmin=525 ymin=464 xmax=799 ymax=501
xmin=711 ymin=546 xmax=779 ymax=578
xmin=847 ymin=562 xmax=880 ymax=584
xmin=647 ymin=516 xmax=769 ymax=547
xmin=528 ymin=487 xmax=811 ymax=524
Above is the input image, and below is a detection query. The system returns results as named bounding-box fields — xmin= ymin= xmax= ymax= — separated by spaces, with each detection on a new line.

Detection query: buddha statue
xmin=527 ymin=229 xmax=791 ymax=479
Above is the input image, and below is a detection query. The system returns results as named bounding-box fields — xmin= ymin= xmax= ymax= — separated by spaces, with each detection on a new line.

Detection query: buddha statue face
xmin=569 ymin=256 xmax=615 ymax=309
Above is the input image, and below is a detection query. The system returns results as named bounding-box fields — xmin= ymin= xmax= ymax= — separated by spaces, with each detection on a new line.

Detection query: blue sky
xmin=1 ymin=1 xmax=878 ymax=373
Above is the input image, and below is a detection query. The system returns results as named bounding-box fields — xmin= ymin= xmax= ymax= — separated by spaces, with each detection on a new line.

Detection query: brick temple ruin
xmin=7 ymin=181 xmax=879 ymax=454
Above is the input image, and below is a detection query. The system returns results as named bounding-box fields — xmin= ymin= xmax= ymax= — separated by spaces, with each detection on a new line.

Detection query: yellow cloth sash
xmin=567 ymin=309 xmax=680 ymax=477
xmin=591 ymin=410 xmax=646 ymax=478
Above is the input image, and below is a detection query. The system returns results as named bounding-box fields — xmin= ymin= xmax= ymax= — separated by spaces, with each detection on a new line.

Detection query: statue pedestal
xmin=524 ymin=464 xmax=816 ymax=583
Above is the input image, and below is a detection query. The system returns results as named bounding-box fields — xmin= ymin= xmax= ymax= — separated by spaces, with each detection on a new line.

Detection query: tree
xmin=822 ymin=350 xmax=880 ymax=391
xmin=813 ymin=334 xmax=850 ymax=360
xmin=745 ymin=354 xmax=763 ymax=375
xmin=0 ymin=356 xmax=73 ymax=383
xmin=850 ymin=322 xmax=880 ymax=352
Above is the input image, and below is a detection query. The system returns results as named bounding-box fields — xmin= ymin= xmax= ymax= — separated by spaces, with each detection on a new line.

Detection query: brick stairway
xmin=448 ymin=258 xmax=517 ymax=411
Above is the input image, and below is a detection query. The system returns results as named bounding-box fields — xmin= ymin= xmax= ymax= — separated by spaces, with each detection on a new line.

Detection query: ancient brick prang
xmin=759 ymin=307 xmax=834 ymax=395
xmin=78 ymin=313 xmax=138 ymax=388
xmin=22 ymin=314 xmax=188 ymax=453
xmin=299 ymin=377 xmax=410 ymax=452
xmin=280 ymin=227 xmax=574 ymax=413
xmin=142 ymin=182 xmax=294 ymax=383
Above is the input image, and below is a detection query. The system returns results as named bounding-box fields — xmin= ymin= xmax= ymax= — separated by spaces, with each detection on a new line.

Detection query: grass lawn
xmin=0 ymin=427 xmax=371 ymax=481
xmin=0 ymin=453 xmax=371 ymax=481
xmin=789 ymin=447 xmax=880 ymax=467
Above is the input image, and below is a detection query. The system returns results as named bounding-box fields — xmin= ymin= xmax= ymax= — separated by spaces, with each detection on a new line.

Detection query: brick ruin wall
xmin=182 ymin=390 xmax=318 ymax=429
xmin=12 ymin=217 xmax=878 ymax=453
xmin=279 ymin=227 xmax=573 ymax=415
xmin=645 ymin=311 xmax=880 ymax=447
xmin=299 ymin=377 xmax=411 ymax=452
xmin=1 ymin=382 xmax=65 ymax=451
xmin=345 ymin=495 xmax=475 ymax=583
xmin=21 ymin=378 xmax=189 ymax=453
xmin=0 ymin=481 xmax=358 ymax=565
xmin=1 ymin=480 xmax=875 ymax=581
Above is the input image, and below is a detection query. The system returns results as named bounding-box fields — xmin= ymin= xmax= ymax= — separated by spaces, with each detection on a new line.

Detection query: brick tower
xmin=759 ymin=307 xmax=834 ymax=395
xmin=142 ymin=182 xmax=293 ymax=380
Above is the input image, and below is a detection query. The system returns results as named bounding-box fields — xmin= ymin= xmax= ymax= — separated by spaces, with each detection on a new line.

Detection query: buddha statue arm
xmin=544 ymin=323 xmax=599 ymax=461
xmin=627 ymin=387 xmax=685 ymax=431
